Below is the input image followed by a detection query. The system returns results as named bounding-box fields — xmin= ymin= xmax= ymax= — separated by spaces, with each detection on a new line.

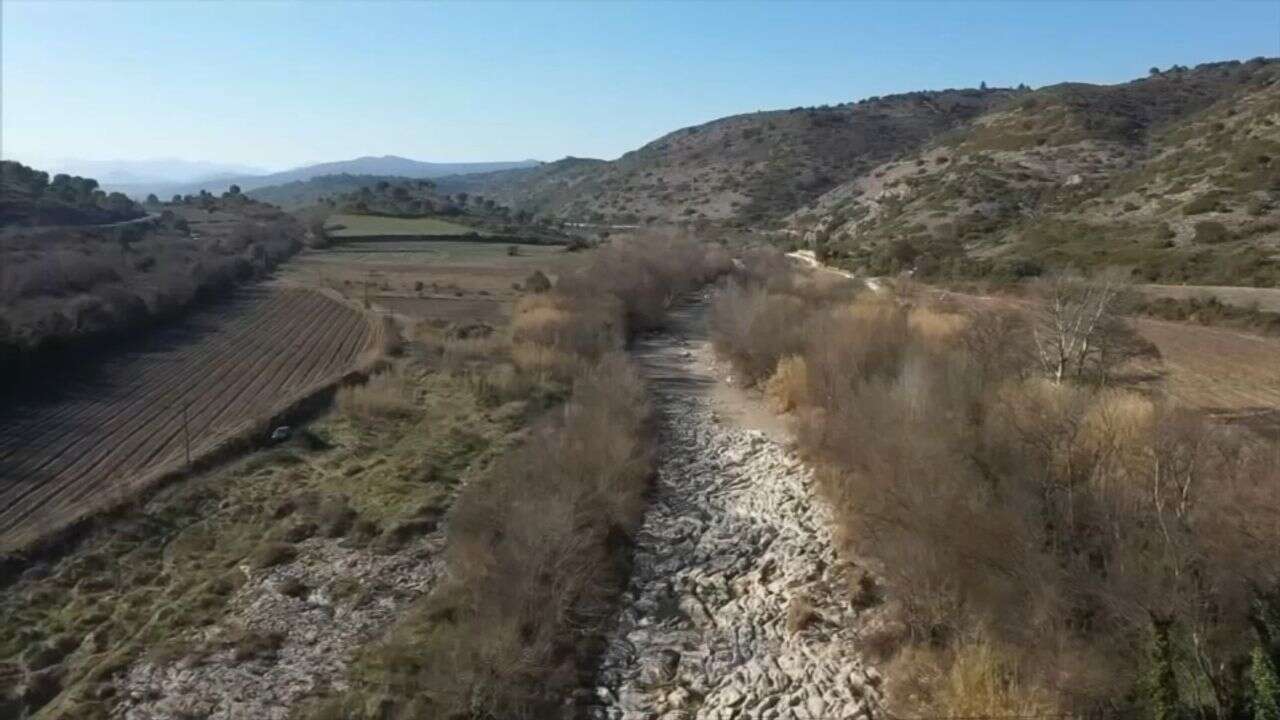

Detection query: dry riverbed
xmin=586 ymin=295 xmax=882 ymax=720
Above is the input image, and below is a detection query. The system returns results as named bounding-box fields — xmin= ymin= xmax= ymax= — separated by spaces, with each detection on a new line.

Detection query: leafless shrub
xmin=340 ymin=233 xmax=728 ymax=718
xmin=722 ymin=262 xmax=1280 ymax=715
xmin=335 ymin=366 xmax=417 ymax=420
xmin=764 ymin=355 xmax=810 ymax=411
xmin=373 ymin=354 xmax=652 ymax=717
xmin=709 ymin=282 xmax=809 ymax=383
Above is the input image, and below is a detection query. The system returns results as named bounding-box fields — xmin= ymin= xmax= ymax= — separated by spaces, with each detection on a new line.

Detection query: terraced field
xmin=0 ymin=287 xmax=378 ymax=552
xmin=324 ymin=214 xmax=484 ymax=238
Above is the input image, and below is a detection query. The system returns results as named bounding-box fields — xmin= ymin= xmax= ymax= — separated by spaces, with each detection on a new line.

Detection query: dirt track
xmin=0 ymin=287 xmax=377 ymax=551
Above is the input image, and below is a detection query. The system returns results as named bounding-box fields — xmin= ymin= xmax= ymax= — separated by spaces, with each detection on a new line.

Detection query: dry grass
xmin=764 ymin=355 xmax=810 ymax=412
xmin=908 ymin=306 xmax=969 ymax=344
xmin=888 ymin=641 xmax=1059 ymax=719
xmin=335 ymin=366 xmax=418 ymax=420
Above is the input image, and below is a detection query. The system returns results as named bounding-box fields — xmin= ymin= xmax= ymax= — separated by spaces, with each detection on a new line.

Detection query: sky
xmin=3 ymin=0 xmax=1278 ymax=172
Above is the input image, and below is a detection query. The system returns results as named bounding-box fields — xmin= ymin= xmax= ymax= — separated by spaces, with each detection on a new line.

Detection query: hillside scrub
xmin=0 ymin=195 xmax=304 ymax=384
xmin=308 ymin=232 xmax=730 ymax=718
xmin=1 ymin=160 xmax=143 ymax=226
xmin=1136 ymin=295 xmax=1280 ymax=335
xmin=796 ymin=59 xmax=1280 ymax=288
xmin=709 ymin=258 xmax=1280 ymax=718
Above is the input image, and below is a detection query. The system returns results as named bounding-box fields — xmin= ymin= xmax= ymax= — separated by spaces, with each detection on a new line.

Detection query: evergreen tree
xmin=1250 ymin=646 xmax=1280 ymax=720
xmin=1146 ymin=617 xmax=1183 ymax=720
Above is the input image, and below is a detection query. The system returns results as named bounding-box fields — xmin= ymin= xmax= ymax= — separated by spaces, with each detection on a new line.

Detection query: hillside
xmin=291 ymin=176 xmax=573 ymax=244
xmin=1 ymin=161 xmax=144 ymax=227
xmin=106 ymin=156 xmax=542 ymax=200
xmin=247 ymin=173 xmax=420 ymax=209
xmin=790 ymin=57 xmax=1280 ymax=285
xmin=1 ymin=182 xmax=305 ymax=380
xmin=436 ymin=89 xmax=1019 ymax=226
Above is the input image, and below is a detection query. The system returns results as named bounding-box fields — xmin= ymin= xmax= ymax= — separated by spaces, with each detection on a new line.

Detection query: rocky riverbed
xmin=113 ymin=535 xmax=443 ymax=720
xmin=587 ymin=298 xmax=882 ymax=720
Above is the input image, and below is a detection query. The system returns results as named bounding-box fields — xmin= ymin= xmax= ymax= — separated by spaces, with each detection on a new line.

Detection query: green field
xmin=325 ymin=213 xmax=486 ymax=238
xmin=311 ymin=239 xmax=566 ymax=264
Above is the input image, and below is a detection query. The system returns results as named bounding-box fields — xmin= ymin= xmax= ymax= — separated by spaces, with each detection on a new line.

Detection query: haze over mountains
xmin=33 ymin=158 xmax=269 ymax=186
xmin=13 ymin=56 xmax=1277 ymax=287
xmin=85 ymin=155 xmax=542 ymax=199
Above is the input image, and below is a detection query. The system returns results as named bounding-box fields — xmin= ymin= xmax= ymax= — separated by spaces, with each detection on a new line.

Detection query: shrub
xmin=323 ymin=231 xmax=730 ymax=718
xmin=765 ymin=355 xmax=810 ymax=411
xmin=1183 ymin=195 xmax=1219 ymax=215
xmin=523 ymin=269 xmax=551 ymax=293
xmin=1193 ymin=220 xmax=1232 ymax=244
xmin=249 ymin=542 xmax=296 ymax=570
xmin=712 ymin=262 xmax=1280 ymax=717
xmin=335 ymin=367 xmax=417 ymax=420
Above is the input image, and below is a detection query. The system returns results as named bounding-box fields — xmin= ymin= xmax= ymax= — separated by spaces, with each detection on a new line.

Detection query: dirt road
xmin=588 ymin=294 xmax=880 ymax=720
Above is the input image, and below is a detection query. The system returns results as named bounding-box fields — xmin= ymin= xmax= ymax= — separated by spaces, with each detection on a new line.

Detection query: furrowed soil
xmin=0 ymin=238 xmax=570 ymax=718
xmin=0 ymin=287 xmax=377 ymax=553
xmin=588 ymin=295 xmax=881 ymax=720
xmin=1 ymin=361 xmax=511 ymax=719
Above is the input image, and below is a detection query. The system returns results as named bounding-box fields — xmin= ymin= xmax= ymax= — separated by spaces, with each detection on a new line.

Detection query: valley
xmin=2 ymin=23 xmax=1279 ymax=720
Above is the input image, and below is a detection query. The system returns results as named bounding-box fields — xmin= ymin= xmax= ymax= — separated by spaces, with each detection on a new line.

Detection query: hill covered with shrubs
xmin=1 ymin=160 xmax=144 ymax=227
xmin=436 ymin=89 xmax=1018 ymax=226
xmin=1 ymin=179 xmax=305 ymax=381
xmin=791 ymin=57 xmax=1280 ymax=285
xmin=286 ymin=175 xmax=575 ymax=245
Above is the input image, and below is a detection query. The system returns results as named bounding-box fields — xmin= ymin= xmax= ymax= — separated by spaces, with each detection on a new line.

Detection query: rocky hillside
xmin=437 ymin=89 xmax=1019 ymax=226
xmin=793 ymin=58 xmax=1280 ymax=285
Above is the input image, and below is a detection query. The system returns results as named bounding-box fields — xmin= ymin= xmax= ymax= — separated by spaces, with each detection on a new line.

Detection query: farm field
xmin=284 ymin=238 xmax=582 ymax=323
xmin=0 ymin=287 xmax=377 ymax=552
xmin=1133 ymin=316 xmax=1280 ymax=413
xmin=918 ymin=277 xmax=1280 ymax=431
xmin=324 ymin=213 xmax=484 ymax=238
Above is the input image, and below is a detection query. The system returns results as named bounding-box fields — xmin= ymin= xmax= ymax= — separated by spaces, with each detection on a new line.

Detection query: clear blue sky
xmin=3 ymin=0 xmax=1277 ymax=171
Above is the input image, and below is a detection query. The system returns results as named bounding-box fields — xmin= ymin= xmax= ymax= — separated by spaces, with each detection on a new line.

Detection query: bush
xmin=249 ymin=542 xmax=296 ymax=570
xmin=523 ymin=269 xmax=551 ymax=293
xmin=1183 ymin=195 xmax=1220 ymax=215
xmin=764 ymin=355 xmax=810 ymax=411
xmin=710 ymin=263 xmax=1280 ymax=717
xmin=324 ymin=231 xmax=730 ymax=718
xmin=1193 ymin=220 xmax=1232 ymax=243
xmin=335 ymin=368 xmax=417 ymax=420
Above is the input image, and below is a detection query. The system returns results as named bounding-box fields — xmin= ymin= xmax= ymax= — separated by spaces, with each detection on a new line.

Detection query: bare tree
xmin=1030 ymin=271 xmax=1150 ymax=384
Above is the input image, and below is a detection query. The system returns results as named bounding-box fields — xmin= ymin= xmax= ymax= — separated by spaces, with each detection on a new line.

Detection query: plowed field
xmin=0 ymin=287 xmax=376 ymax=551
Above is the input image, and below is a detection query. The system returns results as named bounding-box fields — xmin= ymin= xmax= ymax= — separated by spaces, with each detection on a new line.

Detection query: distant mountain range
xmin=23 ymin=158 xmax=268 ymax=186
xmin=99 ymin=156 xmax=542 ymax=199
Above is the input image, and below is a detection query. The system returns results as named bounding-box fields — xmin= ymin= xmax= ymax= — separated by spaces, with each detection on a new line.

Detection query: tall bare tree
xmin=1030 ymin=271 xmax=1151 ymax=384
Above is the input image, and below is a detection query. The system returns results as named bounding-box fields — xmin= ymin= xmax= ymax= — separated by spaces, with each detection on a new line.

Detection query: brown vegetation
xmin=0 ymin=194 xmax=304 ymax=380
xmin=710 ymin=251 xmax=1280 ymax=718
xmin=307 ymin=231 xmax=730 ymax=718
